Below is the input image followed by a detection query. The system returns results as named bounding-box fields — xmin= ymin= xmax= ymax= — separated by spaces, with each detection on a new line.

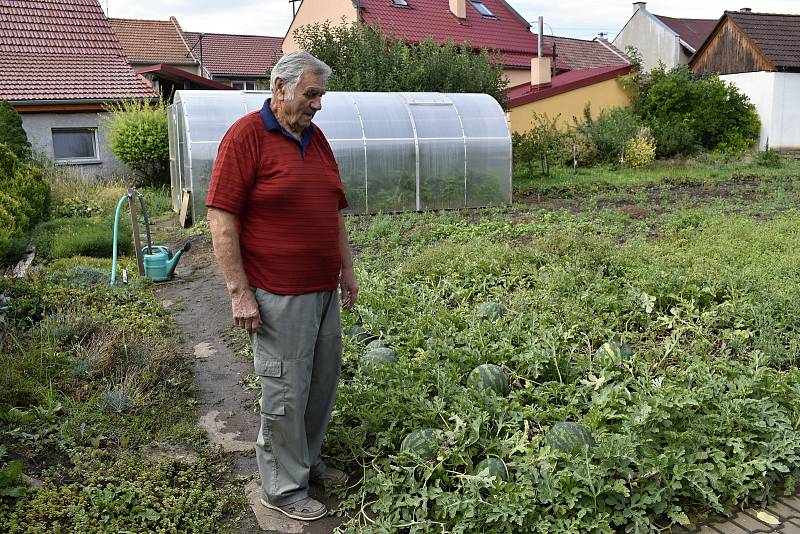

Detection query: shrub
xmin=0 ymin=191 xmax=29 ymax=237
xmin=0 ymin=101 xmax=31 ymax=161
xmin=636 ymin=66 xmax=760 ymax=153
xmin=0 ymin=164 xmax=51 ymax=225
xmin=512 ymin=112 xmax=566 ymax=176
xmin=561 ymin=128 xmax=599 ymax=167
xmin=0 ymin=224 xmax=10 ymax=261
xmin=650 ymin=119 xmax=698 ymax=158
xmin=105 ymin=99 xmax=169 ymax=186
xmin=624 ymin=127 xmax=656 ymax=168
xmin=587 ymin=107 xmax=641 ymax=163
xmin=31 ymin=217 xmax=131 ymax=261
xmin=0 ymin=143 xmax=19 ymax=178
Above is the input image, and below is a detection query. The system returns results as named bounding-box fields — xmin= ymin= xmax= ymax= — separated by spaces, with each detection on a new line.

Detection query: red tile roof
xmin=0 ymin=0 xmax=156 ymax=101
xmin=543 ymin=36 xmax=629 ymax=70
xmin=654 ymin=14 xmax=717 ymax=51
xmin=109 ymin=17 xmax=197 ymax=65
xmin=507 ymin=64 xmax=631 ymax=107
xmin=358 ymin=0 xmax=549 ymax=66
xmin=183 ymin=32 xmax=283 ymax=77
xmin=725 ymin=11 xmax=800 ymax=69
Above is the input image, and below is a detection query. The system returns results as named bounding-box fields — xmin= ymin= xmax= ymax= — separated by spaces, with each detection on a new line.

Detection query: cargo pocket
xmin=255 ymin=359 xmax=285 ymax=416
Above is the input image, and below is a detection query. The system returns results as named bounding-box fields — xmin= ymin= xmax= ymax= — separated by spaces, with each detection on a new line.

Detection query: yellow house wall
xmin=283 ymin=0 xmax=358 ymax=53
xmin=508 ymin=77 xmax=630 ymax=134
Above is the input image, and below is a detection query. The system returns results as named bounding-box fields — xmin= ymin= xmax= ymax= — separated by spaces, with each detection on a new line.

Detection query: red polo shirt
xmin=206 ymin=99 xmax=348 ymax=295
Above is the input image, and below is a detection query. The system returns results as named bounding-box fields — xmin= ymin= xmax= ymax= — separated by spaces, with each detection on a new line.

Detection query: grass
xmin=513 ymin=152 xmax=800 ymax=195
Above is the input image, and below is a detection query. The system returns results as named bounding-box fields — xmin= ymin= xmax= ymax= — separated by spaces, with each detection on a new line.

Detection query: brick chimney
xmin=450 ymin=0 xmax=466 ymax=19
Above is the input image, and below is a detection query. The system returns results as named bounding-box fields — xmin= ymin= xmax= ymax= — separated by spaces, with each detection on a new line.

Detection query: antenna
xmin=289 ymin=0 xmax=301 ymax=18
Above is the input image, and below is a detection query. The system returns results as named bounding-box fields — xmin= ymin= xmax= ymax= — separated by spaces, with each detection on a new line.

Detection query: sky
xmin=101 ymin=0 xmax=800 ymax=41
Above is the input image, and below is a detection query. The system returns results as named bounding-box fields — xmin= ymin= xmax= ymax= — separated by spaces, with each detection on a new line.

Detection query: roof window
xmin=468 ymin=0 xmax=495 ymax=18
xmin=391 ymin=0 xmax=409 ymax=6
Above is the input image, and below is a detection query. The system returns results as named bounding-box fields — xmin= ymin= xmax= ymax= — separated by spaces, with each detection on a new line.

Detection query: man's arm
xmin=208 ymin=207 xmax=262 ymax=332
xmin=338 ymin=211 xmax=358 ymax=309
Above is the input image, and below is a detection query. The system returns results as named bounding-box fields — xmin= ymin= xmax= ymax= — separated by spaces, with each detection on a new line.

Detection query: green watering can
xmin=142 ymin=242 xmax=192 ymax=282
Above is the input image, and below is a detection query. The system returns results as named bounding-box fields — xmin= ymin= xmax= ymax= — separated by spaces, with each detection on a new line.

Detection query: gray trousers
xmin=251 ymin=288 xmax=342 ymax=506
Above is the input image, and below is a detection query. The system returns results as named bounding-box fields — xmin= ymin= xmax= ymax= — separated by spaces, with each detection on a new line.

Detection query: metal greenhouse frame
xmin=168 ymin=90 xmax=511 ymax=220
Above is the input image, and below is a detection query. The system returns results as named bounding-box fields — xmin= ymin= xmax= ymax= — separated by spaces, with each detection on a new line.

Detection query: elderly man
xmin=206 ymin=51 xmax=358 ymax=521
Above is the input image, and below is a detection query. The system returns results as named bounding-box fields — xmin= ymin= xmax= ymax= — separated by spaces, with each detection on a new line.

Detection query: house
xmin=613 ymin=2 xmax=716 ymax=72
xmin=0 ymin=0 xmax=158 ymax=178
xmin=690 ymin=10 xmax=800 ymax=151
xmin=109 ymin=17 xmax=239 ymax=97
xmin=507 ymin=37 xmax=631 ymax=133
xmin=182 ymin=32 xmax=283 ymax=90
xmin=283 ymin=0 xmax=552 ymax=86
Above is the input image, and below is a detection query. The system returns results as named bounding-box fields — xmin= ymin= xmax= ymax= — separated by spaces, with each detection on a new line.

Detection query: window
xmin=391 ymin=0 xmax=409 ymax=5
xmin=231 ymin=80 xmax=258 ymax=91
xmin=468 ymin=0 xmax=495 ymax=17
xmin=52 ymin=128 xmax=98 ymax=163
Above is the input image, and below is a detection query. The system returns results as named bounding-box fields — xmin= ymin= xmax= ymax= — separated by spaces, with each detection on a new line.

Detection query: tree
xmin=292 ymin=20 xmax=508 ymax=105
xmin=105 ymin=99 xmax=169 ymax=186
xmin=0 ymin=101 xmax=32 ymax=161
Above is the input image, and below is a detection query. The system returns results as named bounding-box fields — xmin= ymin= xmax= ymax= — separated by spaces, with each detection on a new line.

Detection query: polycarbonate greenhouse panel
xmin=169 ymin=90 xmax=510 ymax=220
xmin=167 ymin=104 xmax=180 ymax=212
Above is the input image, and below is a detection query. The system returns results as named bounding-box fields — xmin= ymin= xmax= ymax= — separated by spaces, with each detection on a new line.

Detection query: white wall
xmin=721 ymin=72 xmax=800 ymax=151
xmin=614 ymin=8 xmax=680 ymax=72
xmin=20 ymin=111 xmax=133 ymax=179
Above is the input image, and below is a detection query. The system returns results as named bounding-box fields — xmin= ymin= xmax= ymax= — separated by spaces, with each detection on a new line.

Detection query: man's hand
xmin=340 ymin=267 xmax=359 ymax=310
xmin=231 ymin=287 xmax=262 ymax=333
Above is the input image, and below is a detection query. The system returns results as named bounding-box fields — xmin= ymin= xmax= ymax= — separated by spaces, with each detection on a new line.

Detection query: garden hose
xmin=110 ymin=193 xmax=128 ymax=286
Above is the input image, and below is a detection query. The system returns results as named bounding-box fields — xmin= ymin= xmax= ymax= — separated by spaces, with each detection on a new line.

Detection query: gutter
xmin=11 ymin=98 xmax=155 ymax=106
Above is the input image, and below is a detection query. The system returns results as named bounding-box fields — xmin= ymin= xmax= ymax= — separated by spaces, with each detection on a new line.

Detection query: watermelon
xmin=594 ymin=340 xmax=633 ymax=366
xmin=476 ymin=301 xmax=506 ymax=320
xmin=467 ymin=364 xmax=509 ymax=396
xmin=345 ymin=324 xmax=370 ymax=343
xmin=366 ymin=339 xmax=387 ymax=350
xmin=361 ymin=347 xmax=396 ymax=367
xmin=473 ymin=457 xmax=509 ymax=482
xmin=544 ymin=421 xmax=595 ymax=453
xmin=400 ymin=429 xmax=443 ymax=460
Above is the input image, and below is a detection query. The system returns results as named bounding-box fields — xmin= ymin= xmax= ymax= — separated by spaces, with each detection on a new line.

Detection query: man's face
xmin=278 ymin=70 xmax=326 ymax=133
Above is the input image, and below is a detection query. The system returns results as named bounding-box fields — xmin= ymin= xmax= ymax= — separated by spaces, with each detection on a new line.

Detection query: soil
xmin=153 ymin=229 xmax=345 ymax=534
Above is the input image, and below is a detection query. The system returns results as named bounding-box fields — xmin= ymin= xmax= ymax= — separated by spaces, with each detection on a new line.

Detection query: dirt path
xmin=154 ymin=229 xmax=344 ymax=534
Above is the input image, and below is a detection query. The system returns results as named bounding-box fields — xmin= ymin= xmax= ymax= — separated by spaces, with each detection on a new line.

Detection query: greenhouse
xmin=168 ymin=90 xmax=511 ymax=220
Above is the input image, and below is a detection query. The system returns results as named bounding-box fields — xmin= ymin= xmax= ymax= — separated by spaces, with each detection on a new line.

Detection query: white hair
xmin=269 ymin=51 xmax=332 ymax=100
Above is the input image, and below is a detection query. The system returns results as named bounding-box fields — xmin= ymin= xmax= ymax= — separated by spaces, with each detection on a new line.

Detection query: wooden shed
xmin=690 ymin=10 xmax=800 ymax=75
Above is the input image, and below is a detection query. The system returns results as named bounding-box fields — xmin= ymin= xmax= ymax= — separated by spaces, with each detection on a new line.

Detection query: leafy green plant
xmin=0 ymin=445 xmax=27 ymax=501
xmin=512 ymin=113 xmax=567 ymax=176
xmin=0 ymin=102 xmax=31 ymax=161
xmin=636 ymin=66 xmax=760 ymax=153
xmin=756 ymin=147 xmax=783 ymax=168
xmin=293 ymin=20 xmax=508 ymax=105
xmin=105 ymin=99 xmax=169 ymax=186
xmin=30 ymin=217 xmax=131 ymax=260
xmin=587 ymin=107 xmax=641 ymax=163
xmin=624 ymin=127 xmax=656 ymax=168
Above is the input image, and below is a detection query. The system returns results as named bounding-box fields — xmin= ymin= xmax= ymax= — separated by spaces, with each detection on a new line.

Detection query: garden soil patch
xmin=154 ymin=230 xmax=345 ymax=534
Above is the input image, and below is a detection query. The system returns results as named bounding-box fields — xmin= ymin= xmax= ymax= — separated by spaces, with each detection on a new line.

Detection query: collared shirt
xmin=206 ymin=100 xmax=348 ymax=295
xmin=259 ymin=98 xmax=315 ymax=158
